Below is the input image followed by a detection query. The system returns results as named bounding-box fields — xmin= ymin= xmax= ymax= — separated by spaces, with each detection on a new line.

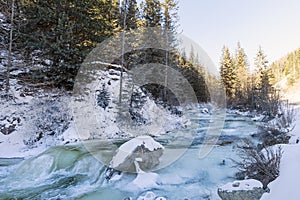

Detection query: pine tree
xmin=0 ymin=0 xmax=23 ymax=98
xmin=220 ymin=46 xmax=237 ymax=104
xmin=189 ymin=45 xmax=195 ymax=64
xmin=96 ymin=84 xmax=110 ymax=110
xmin=19 ymin=0 xmax=116 ymax=88
xmin=254 ymin=46 xmax=274 ymax=113
xmin=234 ymin=42 xmax=249 ymax=104
xmin=119 ymin=0 xmax=139 ymax=30
xmin=162 ymin=0 xmax=178 ymax=47
xmin=255 ymin=46 xmax=270 ymax=93
xmin=141 ymin=0 xmax=162 ymax=27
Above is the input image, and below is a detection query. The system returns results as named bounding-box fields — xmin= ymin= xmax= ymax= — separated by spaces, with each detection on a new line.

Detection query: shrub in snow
xmin=233 ymin=139 xmax=282 ymax=189
xmin=258 ymin=103 xmax=296 ymax=147
xmin=129 ymin=90 xmax=148 ymax=125
xmin=24 ymin=96 xmax=71 ymax=147
xmin=95 ymin=84 xmax=110 ymax=110
xmin=0 ymin=115 xmax=21 ymax=135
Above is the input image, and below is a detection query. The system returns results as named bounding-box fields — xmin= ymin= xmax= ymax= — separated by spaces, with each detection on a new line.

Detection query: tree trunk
xmin=6 ymin=0 xmax=14 ymax=97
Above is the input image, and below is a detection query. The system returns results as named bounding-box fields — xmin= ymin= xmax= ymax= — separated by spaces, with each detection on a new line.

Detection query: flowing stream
xmin=0 ymin=111 xmax=259 ymax=200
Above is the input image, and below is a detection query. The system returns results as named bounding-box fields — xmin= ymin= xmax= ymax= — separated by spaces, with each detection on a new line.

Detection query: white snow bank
xmin=0 ymin=131 xmax=49 ymax=158
xmin=219 ymin=179 xmax=263 ymax=192
xmin=0 ymin=122 xmax=79 ymax=158
xmin=110 ymin=135 xmax=164 ymax=169
xmin=261 ymin=106 xmax=300 ymax=200
xmin=261 ymin=144 xmax=300 ymax=200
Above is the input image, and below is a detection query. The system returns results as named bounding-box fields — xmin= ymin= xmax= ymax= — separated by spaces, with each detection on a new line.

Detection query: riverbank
xmin=261 ymin=104 xmax=300 ymax=200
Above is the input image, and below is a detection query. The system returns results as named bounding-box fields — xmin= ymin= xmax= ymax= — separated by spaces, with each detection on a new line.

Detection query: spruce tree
xmin=0 ymin=0 xmax=23 ymax=98
xmin=254 ymin=46 xmax=273 ymax=112
xmin=234 ymin=42 xmax=249 ymax=104
xmin=220 ymin=46 xmax=237 ymax=104
xmin=19 ymin=0 xmax=116 ymax=88
xmin=141 ymin=0 xmax=162 ymax=27
xmin=119 ymin=0 xmax=139 ymax=30
xmin=162 ymin=0 xmax=178 ymax=47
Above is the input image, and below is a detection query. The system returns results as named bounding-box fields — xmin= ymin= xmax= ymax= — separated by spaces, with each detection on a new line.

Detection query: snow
xmin=132 ymin=172 xmax=161 ymax=189
xmin=219 ymin=179 xmax=262 ymax=192
xmin=251 ymin=114 xmax=265 ymax=122
xmin=261 ymin=105 xmax=300 ymax=200
xmin=73 ymin=67 xmax=189 ymax=140
xmin=110 ymin=135 xmax=164 ymax=169
xmin=0 ymin=122 xmax=80 ymax=158
xmin=0 ymin=66 xmax=187 ymax=161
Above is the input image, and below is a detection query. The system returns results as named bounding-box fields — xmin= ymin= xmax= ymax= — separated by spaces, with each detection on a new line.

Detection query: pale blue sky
xmin=178 ymin=0 xmax=300 ymax=69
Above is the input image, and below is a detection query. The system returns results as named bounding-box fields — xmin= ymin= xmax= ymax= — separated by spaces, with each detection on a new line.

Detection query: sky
xmin=178 ymin=0 xmax=300 ymax=70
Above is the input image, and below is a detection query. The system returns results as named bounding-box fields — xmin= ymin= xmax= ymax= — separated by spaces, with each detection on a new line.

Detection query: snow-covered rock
xmin=110 ymin=136 xmax=164 ymax=172
xmin=218 ymin=179 xmax=265 ymax=200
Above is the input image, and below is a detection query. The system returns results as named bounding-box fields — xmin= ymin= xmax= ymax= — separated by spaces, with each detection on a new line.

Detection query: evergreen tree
xmin=162 ymin=0 xmax=178 ymax=47
xmin=0 ymin=0 xmax=23 ymax=97
xmin=96 ymin=84 xmax=110 ymax=110
xmin=234 ymin=42 xmax=249 ymax=104
xmin=119 ymin=0 xmax=139 ymax=30
xmin=19 ymin=0 xmax=116 ymax=88
xmin=189 ymin=45 xmax=195 ymax=64
xmin=255 ymin=46 xmax=270 ymax=92
xmin=141 ymin=0 xmax=162 ymax=27
xmin=220 ymin=46 xmax=237 ymax=104
xmin=254 ymin=46 xmax=274 ymax=113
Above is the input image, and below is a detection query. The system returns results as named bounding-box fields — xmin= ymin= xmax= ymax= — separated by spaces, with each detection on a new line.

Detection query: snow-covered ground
xmin=0 ymin=67 xmax=188 ymax=159
xmin=261 ymin=104 xmax=300 ymax=200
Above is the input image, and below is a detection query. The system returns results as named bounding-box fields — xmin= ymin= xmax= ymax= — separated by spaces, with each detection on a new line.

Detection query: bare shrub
xmin=233 ymin=139 xmax=283 ymax=189
xmin=258 ymin=103 xmax=296 ymax=147
xmin=276 ymin=103 xmax=296 ymax=131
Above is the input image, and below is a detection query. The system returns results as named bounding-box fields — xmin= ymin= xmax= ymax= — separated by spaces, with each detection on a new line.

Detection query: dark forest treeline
xmin=0 ymin=0 xmax=212 ymax=103
xmin=1 ymin=0 xmax=177 ymax=88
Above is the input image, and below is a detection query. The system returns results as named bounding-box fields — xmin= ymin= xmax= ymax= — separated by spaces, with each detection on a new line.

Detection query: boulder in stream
xmin=109 ymin=135 xmax=164 ymax=173
xmin=218 ymin=179 xmax=266 ymax=200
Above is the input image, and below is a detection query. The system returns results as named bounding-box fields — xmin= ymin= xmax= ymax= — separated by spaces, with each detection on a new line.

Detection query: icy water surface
xmin=0 ymin=112 xmax=258 ymax=200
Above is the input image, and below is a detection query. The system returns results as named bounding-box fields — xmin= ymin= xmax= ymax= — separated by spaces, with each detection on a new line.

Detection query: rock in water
xmin=218 ymin=179 xmax=266 ymax=200
xmin=110 ymin=136 xmax=164 ymax=173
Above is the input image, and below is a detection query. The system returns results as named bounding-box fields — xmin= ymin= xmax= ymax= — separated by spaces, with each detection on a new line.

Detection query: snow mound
xmin=261 ymin=106 xmax=300 ymax=200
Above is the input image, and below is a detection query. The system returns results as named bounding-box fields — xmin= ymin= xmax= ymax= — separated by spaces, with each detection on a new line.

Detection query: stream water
xmin=0 ymin=111 xmax=258 ymax=200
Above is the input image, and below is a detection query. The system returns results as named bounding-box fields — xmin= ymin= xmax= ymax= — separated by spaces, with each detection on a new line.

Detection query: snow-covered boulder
xmin=110 ymin=136 xmax=164 ymax=172
xmin=218 ymin=179 xmax=265 ymax=200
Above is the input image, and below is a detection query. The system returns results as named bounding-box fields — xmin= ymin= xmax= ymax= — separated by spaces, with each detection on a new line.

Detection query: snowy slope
xmin=0 ymin=67 xmax=188 ymax=158
xmin=261 ymin=105 xmax=300 ymax=200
